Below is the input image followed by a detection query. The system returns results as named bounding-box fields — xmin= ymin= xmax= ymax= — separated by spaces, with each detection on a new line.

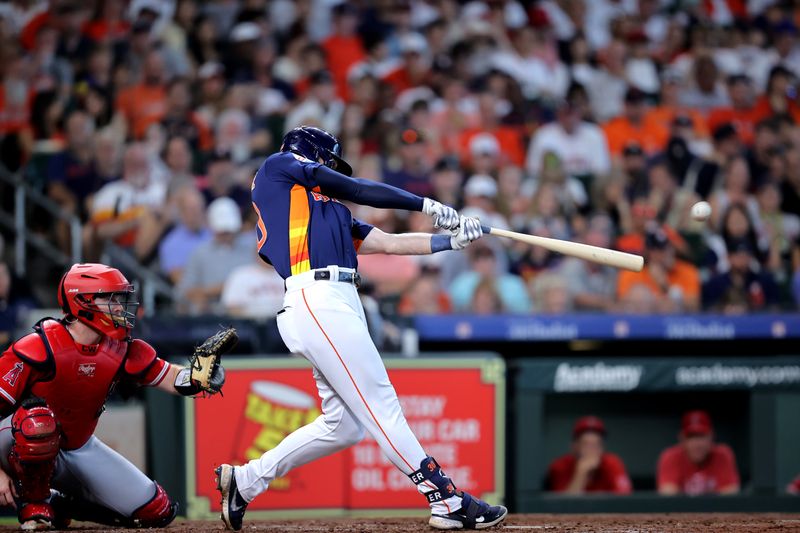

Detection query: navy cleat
xmin=429 ymin=491 xmax=508 ymax=530
xmin=216 ymin=464 xmax=248 ymax=531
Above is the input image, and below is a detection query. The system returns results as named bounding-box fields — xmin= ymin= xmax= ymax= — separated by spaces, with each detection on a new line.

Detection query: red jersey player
xmin=547 ymin=416 xmax=632 ymax=494
xmin=657 ymin=410 xmax=740 ymax=495
xmin=0 ymin=263 xmax=226 ymax=530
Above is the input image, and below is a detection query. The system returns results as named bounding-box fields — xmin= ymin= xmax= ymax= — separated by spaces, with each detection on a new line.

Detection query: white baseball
xmin=690 ymin=201 xmax=712 ymax=222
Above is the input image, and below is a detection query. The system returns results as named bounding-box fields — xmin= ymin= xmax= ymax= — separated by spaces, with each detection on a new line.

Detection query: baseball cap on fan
xmin=681 ymin=410 xmax=713 ymax=436
xmin=469 ymin=133 xmax=500 ymax=158
xmin=464 ymin=174 xmax=498 ymax=198
xmin=207 ymin=197 xmax=242 ymax=234
xmin=573 ymin=416 xmax=607 ymax=439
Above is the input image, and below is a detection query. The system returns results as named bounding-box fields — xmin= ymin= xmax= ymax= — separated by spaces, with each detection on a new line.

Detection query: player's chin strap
xmin=407 ymin=456 xmax=459 ymax=505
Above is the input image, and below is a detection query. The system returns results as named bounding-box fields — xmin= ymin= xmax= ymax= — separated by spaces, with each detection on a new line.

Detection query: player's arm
xmin=358 ymin=217 xmax=483 ymax=255
xmin=656 ymin=451 xmax=681 ymax=496
xmin=127 ymin=340 xmax=223 ymax=397
xmin=313 ymin=166 xmax=459 ymax=229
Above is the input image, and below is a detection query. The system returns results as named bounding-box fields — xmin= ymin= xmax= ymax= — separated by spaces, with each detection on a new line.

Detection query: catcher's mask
xmin=58 ymin=263 xmax=138 ymax=340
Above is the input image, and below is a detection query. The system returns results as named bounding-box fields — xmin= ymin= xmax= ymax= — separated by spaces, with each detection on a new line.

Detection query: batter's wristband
xmin=430 ymin=234 xmax=452 ymax=253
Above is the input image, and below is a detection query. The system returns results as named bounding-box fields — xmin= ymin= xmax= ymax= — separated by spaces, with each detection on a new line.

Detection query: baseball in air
xmin=691 ymin=201 xmax=712 ymax=222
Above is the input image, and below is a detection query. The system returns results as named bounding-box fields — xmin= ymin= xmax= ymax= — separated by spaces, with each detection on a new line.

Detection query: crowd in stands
xmin=1 ymin=0 xmax=800 ymax=322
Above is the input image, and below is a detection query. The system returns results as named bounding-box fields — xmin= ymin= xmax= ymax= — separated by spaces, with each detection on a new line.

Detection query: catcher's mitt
xmin=189 ymin=327 xmax=238 ymax=394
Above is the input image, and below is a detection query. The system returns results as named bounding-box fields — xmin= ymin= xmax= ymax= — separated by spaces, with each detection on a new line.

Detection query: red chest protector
xmin=28 ymin=320 xmax=127 ymax=450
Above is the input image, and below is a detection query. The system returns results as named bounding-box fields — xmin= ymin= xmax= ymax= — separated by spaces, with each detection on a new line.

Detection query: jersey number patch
xmin=2 ymin=362 xmax=23 ymax=387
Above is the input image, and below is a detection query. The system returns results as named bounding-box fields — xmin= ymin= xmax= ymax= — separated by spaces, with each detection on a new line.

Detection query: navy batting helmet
xmin=280 ymin=126 xmax=353 ymax=176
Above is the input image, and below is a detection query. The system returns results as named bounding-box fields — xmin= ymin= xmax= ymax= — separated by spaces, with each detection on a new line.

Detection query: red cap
xmin=681 ymin=410 xmax=713 ymax=436
xmin=573 ymin=416 xmax=606 ymax=439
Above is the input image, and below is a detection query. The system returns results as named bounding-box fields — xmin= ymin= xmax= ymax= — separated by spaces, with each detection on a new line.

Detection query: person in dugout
xmin=546 ymin=416 xmax=633 ymax=494
xmin=657 ymin=410 xmax=740 ymax=495
xmin=0 ymin=263 xmax=225 ymax=530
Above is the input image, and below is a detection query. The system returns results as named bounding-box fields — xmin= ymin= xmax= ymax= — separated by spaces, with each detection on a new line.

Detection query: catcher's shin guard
xmin=50 ymin=483 xmax=177 ymax=528
xmin=408 ymin=456 xmax=508 ymax=530
xmin=8 ymin=398 xmax=60 ymax=530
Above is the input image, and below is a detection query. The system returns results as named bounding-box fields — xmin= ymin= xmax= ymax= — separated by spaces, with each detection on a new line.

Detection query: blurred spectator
xmin=158 ymin=186 xmax=211 ymax=285
xmin=753 ymin=66 xmax=800 ymax=123
xmin=284 ymin=69 xmax=344 ymax=136
xmin=221 ymin=260 xmax=285 ymax=319
xmin=0 ymin=260 xmax=38 ymax=349
xmin=397 ymin=266 xmax=453 ymax=316
xmin=547 ymin=416 xmax=632 ymax=495
xmin=89 ymin=142 xmax=167 ymax=251
xmin=467 ymin=133 xmax=502 ymax=176
xmin=702 ymin=237 xmax=780 ymax=313
xmin=782 ymin=146 xmax=800 ymax=215
xmin=707 ymin=75 xmax=759 ymax=146
xmin=382 ymin=32 xmax=433 ymax=96
xmin=159 ymin=77 xmax=213 ymax=154
xmin=115 ymin=47 xmax=168 ymax=139
xmin=470 ymin=278 xmax=505 ymax=315
xmin=462 ymin=173 xmax=509 ymax=230
xmin=177 ymin=197 xmax=254 ymax=315
xmin=603 ymin=87 xmax=669 ymax=157
xmin=526 ymin=97 xmax=611 ymax=181
xmin=430 ymin=156 xmax=463 ymax=208
xmin=558 ymin=215 xmax=618 ymax=311
xmin=45 ymin=110 xmax=97 ymax=251
xmin=322 ymin=3 xmax=366 ymax=100
xmin=678 ymin=55 xmax=729 ymax=112
xmin=647 ymin=162 xmax=699 ymax=232
xmin=789 ymin=474 xmax=800 ymax=495
xmin=199 ymin=152 xmax=251 ymax=214
xmin=449 ymin=243 xmax=530 ymax=313
xmin=460 ymin=90 xmax=525 ymax=167
xmin=657 ymin=410 xmax=740 ymax=495
xmin=645 ymin=70 xmax=710 ymax=144
xmin=161 ymin=135 xmax=196 ymax=191
xmin=617 ymin=227 xmax=701 ymax=313
xmin=586 ymin=40 xmax=628 ymax=122
xmin=707 ymin=203 xmax=767 ymax=275
xmin=382 ymin=129 xmax=433 ymax=198
xmin=708 ymin=156 xmax=760 ymax=231
xmin=757 ymin=181 xmax=800 ymax=273
xmin=529 ymin=271 xmax=573 ymax=314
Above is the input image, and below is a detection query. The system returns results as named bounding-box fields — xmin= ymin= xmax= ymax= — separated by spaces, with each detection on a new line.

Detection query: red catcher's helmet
xmin=57 ymin=263 xmax=138 ymax=340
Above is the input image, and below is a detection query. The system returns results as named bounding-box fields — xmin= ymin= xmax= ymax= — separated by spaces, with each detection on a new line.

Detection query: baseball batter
xmin=0 ymin=263 xmax=226 ymax=530
xmin=216 ymin=126 xmax=507 ymax=530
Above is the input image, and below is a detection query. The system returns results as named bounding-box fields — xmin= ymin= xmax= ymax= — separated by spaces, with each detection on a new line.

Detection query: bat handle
xmin=480 ymin=224 xmax=492 ymax=234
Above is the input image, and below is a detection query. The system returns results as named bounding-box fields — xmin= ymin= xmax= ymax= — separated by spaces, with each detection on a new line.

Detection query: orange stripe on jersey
xmin=253 ymin=202 xmax=267 ymax=250
xmin=288 ymin=184 xmax=312 ymax=275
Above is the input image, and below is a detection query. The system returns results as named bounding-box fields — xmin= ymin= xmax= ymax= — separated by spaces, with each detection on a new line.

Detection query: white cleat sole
xmin=20 ymin=520 xmax=52 ymax=531
xmin=429 ymin=506 xmax=508 ymax=530
xmin=216 ymin=464 xmax=235 ymax=530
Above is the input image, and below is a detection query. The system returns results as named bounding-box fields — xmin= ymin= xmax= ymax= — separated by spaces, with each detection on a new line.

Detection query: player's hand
xmin=0 ymin=468 xmax=17 ymax=508
xmin=576 ymin=452 xmax=602 ymax=474
xmin=450 ymin=216 xmax=483 ymax=250
xmin=422 ymin=198 xmax=459 ymax=230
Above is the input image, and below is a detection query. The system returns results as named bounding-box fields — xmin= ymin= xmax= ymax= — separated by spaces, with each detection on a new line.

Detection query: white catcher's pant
xmin=235 ymin=267 xmax=457 ymax=512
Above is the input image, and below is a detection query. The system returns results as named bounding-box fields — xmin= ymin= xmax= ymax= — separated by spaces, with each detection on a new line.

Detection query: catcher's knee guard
xmin=131 ymin=483 xmax=177 ymax=528
xmin=8 ymin=398 xmax=60 ymax=503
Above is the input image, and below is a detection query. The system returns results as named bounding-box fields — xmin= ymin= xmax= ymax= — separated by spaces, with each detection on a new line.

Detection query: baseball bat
xmin=480 ymin=225 xmax=644 ymax=272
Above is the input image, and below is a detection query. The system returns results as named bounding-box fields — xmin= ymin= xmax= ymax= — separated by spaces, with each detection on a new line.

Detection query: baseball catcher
xmin=0 ymin=263 xmax=231 ymax=530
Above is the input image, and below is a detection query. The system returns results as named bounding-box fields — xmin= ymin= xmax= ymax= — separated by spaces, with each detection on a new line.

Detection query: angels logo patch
xmin=78 ymin=363 xmax=96 ymax=377
xmin=2 ymin=362 xmax=23 ymax=387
